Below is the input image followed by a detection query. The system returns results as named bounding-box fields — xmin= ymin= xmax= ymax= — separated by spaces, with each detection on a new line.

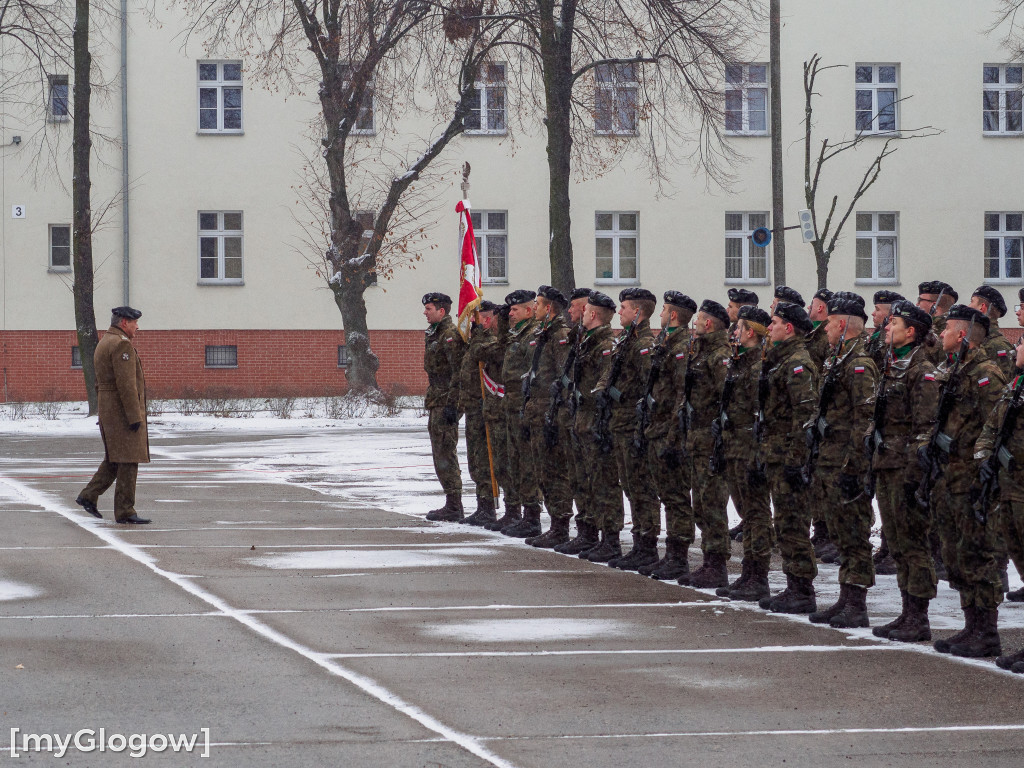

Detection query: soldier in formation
xmin=420 ymin=279 xmax=1024 ymax=668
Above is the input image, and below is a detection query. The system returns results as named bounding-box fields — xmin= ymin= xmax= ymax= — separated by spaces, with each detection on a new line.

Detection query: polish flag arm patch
xmin=924 ymin=373 xmax=936 ymax=381
xmin=640 ymin=348 xmax=650 ymax=355
xmin=793 ymin=365 xmax=805 ymax=375
xmin=854 ymin=366 xmax=866 ymax=373
xmin=559 ymin=339 xmax=568 ymax=344
xmin=979 ymin=377 xmax=991 ymax=387
xmin=675 ymin=352 xmax=686 ymax=359
xmin=998 ymin=350 xmax=1008 ymax=357
xmin=602 ymin=350 xmax=612 ymax=356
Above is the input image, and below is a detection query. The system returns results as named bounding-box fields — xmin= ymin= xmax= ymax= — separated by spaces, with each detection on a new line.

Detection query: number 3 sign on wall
xmin=11 ymin=205 xmax=25 ymax=218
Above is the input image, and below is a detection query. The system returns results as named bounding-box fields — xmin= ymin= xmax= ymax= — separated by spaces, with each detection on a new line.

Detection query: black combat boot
xmin=950 ymin=608 xmax=1001 ymax=658
xmin=639 ymin=535 xmax=674 ymax=577
xmin=461 ymin=496 xmax=497 ymax=527
xmin=829 ymin=585 xmax=870 ymax=629
xmin=555 ymin=521 xmax=598 ymax=555
xmin=582 ymin=529 xmax=622 ymax=563
xmin=425 ymin=494 xmax=464 ymax=522
xmin=728 ymin=561 xmax=771 ymax=602
xmin=689 ymin=552 xmax=729 ymax=589
xmin=527 ymin=516 xmax=571 ymax=548
xmin=729 ymin=523 xmax=744 ymax=542
xmin=613 ymin=533 xmax=660 ymax=572
xmin=888 ymin=595 xmax=931 ymax=642
xmin=817 ymin=541 xmax=840 ymax=564
xmin=487 ymin=504 xmax=521 ymax=531
xmin=645 ymin=538 xmax=691 ymax=581
xmin=763 ymin=574 xmax=816 ymax=614
xmin=1007 ymin=586 xmax=1024 ymax=602
xmin=934 ymin=606 xmax=976 ymax=654
xmin=607 ymin=533 xmax=639 ymax=569
xmin=502 ymin=504 xmax=542 ymax=538
xmin=809 ymin=583 xmax=849 ymax=624
xmin=717 ymin=559 xmax=751 ymax=597
xmin=996 ymin=646 xmax=1024 ymax=671
xmin=873 ymin=589 xmax=909 ymax=638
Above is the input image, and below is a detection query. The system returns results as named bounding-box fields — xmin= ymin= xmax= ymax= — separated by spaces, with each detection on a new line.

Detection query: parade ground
xmin=1 ymin=411 xmax=1023 ymax=766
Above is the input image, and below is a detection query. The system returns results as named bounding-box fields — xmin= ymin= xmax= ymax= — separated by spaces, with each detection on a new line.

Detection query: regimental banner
xmin=455 ymin=199 xmax=481 ymax=341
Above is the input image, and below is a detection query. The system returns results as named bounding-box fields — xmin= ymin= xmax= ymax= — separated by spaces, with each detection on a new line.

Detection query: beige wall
xmin=1 ymin=1 xmax=1020 ymax=333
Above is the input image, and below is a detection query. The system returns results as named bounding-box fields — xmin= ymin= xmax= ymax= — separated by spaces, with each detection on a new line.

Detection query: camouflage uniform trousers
xmin=506 ymin=409 xmax=542 ymax=507
xmin=875 ymin=468 xmax=936 ymax=599
xmin=647 ymin=436 xmax=694 ymax=544
xmin=725 ymin=461 xmax=773 ymax=570
xmin=427 ymin=407 xmax=462 ymax=495
xmin=933 ymin=475 xmax=1003 ymax=610
xmin=486 ymin=415 xmax=514 ymax=507
xmin=612 ymin=432 xmax=661 ymax=537
xmin=767 ymin=464 xmax=817 ymax=580
xmin=563 ymin=424 xmax=586 ymax=523
xmin=569 ymin=430 xmax=596 ymax=526
xmin=814 ymin=469 xmax=875 ymax=588
xmin=998 ymin=499 xmax=1024 ymax=581
xmin=687 ymin=439 xmax=730 ymax=557
xmin=464 ymin=405 xmax=493 ymax=503
xmin=528 ymin=416 xmax=573 ymax=521
xmin=575 ymin=431 xmax=624 ymax=532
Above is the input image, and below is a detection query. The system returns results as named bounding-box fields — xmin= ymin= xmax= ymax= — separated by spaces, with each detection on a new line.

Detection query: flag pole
xmin=460 ymin=163 xmax=500 ymax=511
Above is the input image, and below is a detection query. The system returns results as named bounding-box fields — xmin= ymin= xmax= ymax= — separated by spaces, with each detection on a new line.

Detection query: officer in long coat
xmin=76 ymin=306 xmax=151 ymax=524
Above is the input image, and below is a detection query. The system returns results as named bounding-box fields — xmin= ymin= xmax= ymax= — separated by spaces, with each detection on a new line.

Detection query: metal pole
xmin=120 ymin=0 xmax=130 ymax=304
xmin=770 ymin=0 xmax=786 ymax=285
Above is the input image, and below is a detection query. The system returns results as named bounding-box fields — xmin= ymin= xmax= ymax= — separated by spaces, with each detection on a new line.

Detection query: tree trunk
xmin=814 ymin=244 xmax=828 ymax=290
xmin=73 ymin=0 xmax=99 ymax=414
xmin=540 ymin=1 xmax=576 ymax=295
xmin=332 ymin=284 xmax=379 ymax=392
xmin=769 ymin=0 xmax=785 ymax=286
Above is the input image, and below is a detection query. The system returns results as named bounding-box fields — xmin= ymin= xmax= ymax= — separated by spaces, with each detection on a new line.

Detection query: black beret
xmin=727 ymin=288 xmax=759 ymax=304
xmin=570 ymin=287 xmax=592 ymax=301
xmin=812 ymin=288 xmax=834 ymax=304
xmin=699 ymin=299 xmax=730 ymax=326
xmin=619 ymin=287 xmax=657 ymax=303
xmin=827 ymin=293 xmax=868 ymax=321
xmin=422 ymin=292 xmax=452 ymax=306
xmin=504 ymin=289 xmax=536 ymax=306
xmin=479 ymin=300 xmax=498 ymax=312
xmin=947 ymin=304 xmax=991 ymax=334
xmin=1019 ymin=287 xmax=1024 ymax=305
xmin=497 ymin=303 xmax=511 ymax=319
xmin=873 ymin=290 xmax=905 ymax=305
xmin=918 ymin=281 xmax=958 ymax=302
xmin=773 ymin=302 xmax=813 ymax=334
xmin=111 ymin=306 xmax=142 ymax=320
xmin=738 ymin=305 xmax=771 ymax=328
xmin=663 ymin=291 xmax=697 ymax=313
xmin=972 ymin=285 xmax=1007 ymax=317
xmin=587 ymin=290 xmax=616 ymax=311
xmin=537 ymin=285 xmax=568 ymax=308
xmin=774 ymin=285 xmax=804 ymax=307
xmin=890 ymin=299 xmax=932 ymax=333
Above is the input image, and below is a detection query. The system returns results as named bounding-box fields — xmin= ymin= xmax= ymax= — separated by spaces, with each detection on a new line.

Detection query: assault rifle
xmin=592 ymin=322 xmax=638 ymax=454
xmin=709 ymin=333 xmax=742 ymax=474
xmin=543 ymin=324 xmax=581 ymax=447
xmin=915 ymin=314 xmax=975 ymax=508
xmin=864 ymin=334 xmax=895 ymax=497
xmin=630 ymin=329 xmax=669 ymax=458
xmin=801 ymin=324 xmax=850 ymax=485
xmin=752 ymin=334 xmax=771 ymax=444
xmin=973 ymin=371 xmax=1024 ymax=524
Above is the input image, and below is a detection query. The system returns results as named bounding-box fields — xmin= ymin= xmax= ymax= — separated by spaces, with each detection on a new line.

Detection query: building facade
xmin=0 ymin=1 xmax=1021 ymax=401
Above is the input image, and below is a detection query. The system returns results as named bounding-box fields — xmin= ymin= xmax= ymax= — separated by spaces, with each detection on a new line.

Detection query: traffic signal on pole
xmin=750 ymin=227 xmax=772 ymax=248
xmin=798 ymin=209 xmax=815 ymax=243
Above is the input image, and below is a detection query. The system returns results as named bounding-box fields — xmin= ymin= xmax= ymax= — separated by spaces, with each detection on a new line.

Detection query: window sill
xmin=724 ymin=131 xmax=770 ymax=138
xmin=855 ymin=129 xmax=902 ymax=137
xmin=47 ymin=116 xmax=70 ymax=124
xmin=982 ymin=132 xmax=1024 ymax=138
xmin=464 ymin=130 xmax=508 ymax=137
xmin=48 ymin=267 xmax=72 ymax=274
xmin=594 ymin=130 xmax=638 ymax=137
xmin=725 ymin=279 xmax=771 ymax=285
xmin=983 ymin=278 xmax=1024 ymax=285
xmin=198 ymin=280 xmax=244 ymax=286
xmin=204 ymin=365 xmax=238 ymax=369
xmin=350 ymin=129 xmax=377 ymax=136
xmin=855 ymin=279 xmax=900 ymax=286
xmin=482 ymin=280 xmax=509 ymax=286
xmin=595 ymin=278 xmax=640 ymax=286
xmin=197 ymin=130 xmax=245 ymax=136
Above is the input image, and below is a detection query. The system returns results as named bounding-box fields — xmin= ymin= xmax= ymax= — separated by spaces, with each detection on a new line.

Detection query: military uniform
xmin=458 ymin=323 xmax=496 ymax=515
xmin=424 ymin=314 xmax=466 ymax=510
xmin=922 ymin=313 xmax=949 ymax=366
xmin=78 ymin=319 xmax=150 ymax=523
xmin=502 ymin=316 xmax=543 ymax=517
xmin=982 ymin=322 xmax=1016 ymax=379
xmin=805 ymin=322 xmax=831 ymax=369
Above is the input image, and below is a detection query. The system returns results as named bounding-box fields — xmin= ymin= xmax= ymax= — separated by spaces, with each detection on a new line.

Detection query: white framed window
xmin=340 ymin=63 xmax=375 ymax=134
xmin=725 ymin=212 xmax=770 ymax=283
xmin=855 ymin=212 xmax=898 ymax=283
xmin=855 ymin=64 xmax=899 ymax=134
xmin=47 ymin=74 xmax=69 ymax=121
xmin=595 ymin=212 xmax=638 ymax=283
xmin=198 ymin=211 xmax=243 ymax=284
xmin=465 ymin=63 xmax=506 ymax=134
xmin=198 ymin=62 xmax=243 ymax=133
xmin=354 ymin=210 xmax=378 ymax=285
xmin=48 ymin=224 xmax=71 ymax=270
xmin=470 ymin=210 xmax=508 ymax=284
xmin=984 ymin=212 xmax=1023 ymax=282
xmin=724 ymin=63 xmax=768 ymax=135
xmin=595 ymin=63 xmax=638 ymax=135
xmin=983 ymin=65 xmax=1023 ymax=135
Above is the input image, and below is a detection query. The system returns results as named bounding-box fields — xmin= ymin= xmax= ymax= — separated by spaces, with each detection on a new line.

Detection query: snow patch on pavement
xmin=0 ymin=580 xmax=41 ymax=601
xmin=248 ymin=547 xmax=496 ymax=570
xmin=422 ymin=617 xmax=633 ymax=643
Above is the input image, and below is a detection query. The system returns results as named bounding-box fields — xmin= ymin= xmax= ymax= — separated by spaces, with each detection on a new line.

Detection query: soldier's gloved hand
xmin=442 ymin=404 xmax=459 ymax=425
xmin=129 ymin=422 xmax=141 ymax=432
xmin=979 ymin=457 xmax=998 ymax=487
xmin=782 ymin=465 xmax=806 ymax=489
xmin=838 ymin=472 xmax=861 ymax=501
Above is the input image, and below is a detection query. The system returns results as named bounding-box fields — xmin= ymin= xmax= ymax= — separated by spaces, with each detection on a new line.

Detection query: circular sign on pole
xmin=751 ymin=227 xmax=772 ymax=247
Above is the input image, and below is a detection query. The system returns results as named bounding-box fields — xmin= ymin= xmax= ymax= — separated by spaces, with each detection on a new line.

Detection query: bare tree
xmin=176 ymin=0 xmax=513 ymax=391
xmin=992 ymin=1 xmax=1024 ymax=60
xmin=802 ymin=55 xmax=939 ymax=290
xmin=488 ymin=0 xmax=761 ymax=293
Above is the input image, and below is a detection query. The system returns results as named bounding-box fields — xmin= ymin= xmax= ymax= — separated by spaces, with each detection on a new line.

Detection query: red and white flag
xmin=456 ymin=199 xmax=481 ymax=341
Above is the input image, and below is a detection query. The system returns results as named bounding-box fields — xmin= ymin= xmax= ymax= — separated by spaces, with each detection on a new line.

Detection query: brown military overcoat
xmin=96 ymin=326 xmax=150 ymax=463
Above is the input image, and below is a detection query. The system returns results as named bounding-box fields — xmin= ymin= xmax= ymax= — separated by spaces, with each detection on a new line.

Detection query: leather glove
xmin=782 ymin=465 xmax=806 ymax=489
xmin=838 ymin=472 xmax=861 ymax=501
xmin=979 ymin=456 xmax=998 ymax=488
xmin=129 ymin=422 xmax=141 ymax=432
xmin=442 ymin=404 xmax=459 ymax=425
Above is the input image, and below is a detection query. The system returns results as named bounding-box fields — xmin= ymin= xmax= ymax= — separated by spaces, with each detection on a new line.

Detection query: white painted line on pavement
xmin=325 ymin=644 xmax=895 ymax=659
xmin=0 ymin=612 xmax=226 ymax=620
xmin=244 ymin=601 xmax=726 ymax=614
xmin=0 ymin=478 xmax=520 ymax=768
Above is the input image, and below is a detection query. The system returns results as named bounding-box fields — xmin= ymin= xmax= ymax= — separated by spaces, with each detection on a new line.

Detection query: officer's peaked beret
xmin=111 ymin=306 xmax=142 ymax=320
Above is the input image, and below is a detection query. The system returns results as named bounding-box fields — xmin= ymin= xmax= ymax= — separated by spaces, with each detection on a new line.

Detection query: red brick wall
xmin=0 ymin=329 xmax=427 ymax=402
